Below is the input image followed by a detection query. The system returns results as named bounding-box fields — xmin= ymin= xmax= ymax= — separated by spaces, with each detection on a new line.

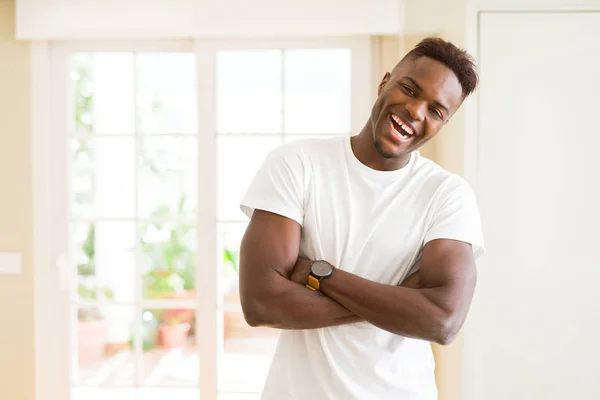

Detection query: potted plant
xmin=77 ymin=283 xmax=114 ymax=363
xmin=158 ymin=314 xmax=192 ymax=348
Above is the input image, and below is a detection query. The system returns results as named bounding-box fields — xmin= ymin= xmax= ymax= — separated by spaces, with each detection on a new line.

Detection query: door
xmin=464 ymin=12 xmax=600 ymax=400
xmin=37 ymin=37 xmax=373 ymax=400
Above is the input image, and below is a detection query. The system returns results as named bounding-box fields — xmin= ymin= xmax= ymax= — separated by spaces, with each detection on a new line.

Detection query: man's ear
xmin=378 ymin=72 xmax=391 ymax=95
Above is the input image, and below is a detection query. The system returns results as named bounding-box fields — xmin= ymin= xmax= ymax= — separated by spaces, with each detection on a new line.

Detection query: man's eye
xmin=431 ymin=108 xmax=443 ymax=119
xmin=402 ymin=85 xmax=415 ymax=96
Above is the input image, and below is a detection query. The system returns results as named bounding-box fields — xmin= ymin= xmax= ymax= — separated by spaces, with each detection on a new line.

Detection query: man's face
xmin=370 ymin=56 xmax=464 ymax=159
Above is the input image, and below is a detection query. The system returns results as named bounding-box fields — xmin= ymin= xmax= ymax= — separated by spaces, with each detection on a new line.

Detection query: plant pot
xmin=159 ymin=306 xmax=196 ymax=336
xmin=159 ymin=322 xmax=191 ymax=348
xmin=78 ymin=318 xmax=107 ymax=364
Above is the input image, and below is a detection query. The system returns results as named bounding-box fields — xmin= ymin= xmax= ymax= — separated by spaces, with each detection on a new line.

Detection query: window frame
xmin=32 ymin=36 xmax=375 ymax=400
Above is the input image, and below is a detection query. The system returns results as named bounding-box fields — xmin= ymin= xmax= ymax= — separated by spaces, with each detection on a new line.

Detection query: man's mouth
xmin=388 ymin=114 xmax=415 ymax=143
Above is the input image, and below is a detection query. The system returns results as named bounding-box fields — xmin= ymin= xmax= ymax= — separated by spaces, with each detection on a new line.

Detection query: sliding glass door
xmin=39 ymin=37 xmax=372 ymax=400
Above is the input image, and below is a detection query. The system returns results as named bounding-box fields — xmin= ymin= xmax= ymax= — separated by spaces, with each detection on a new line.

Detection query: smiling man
xmin=238 ymin=38 xmax=484 ymax=400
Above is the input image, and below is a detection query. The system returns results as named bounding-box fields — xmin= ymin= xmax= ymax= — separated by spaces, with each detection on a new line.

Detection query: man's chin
xmin=374 ymin=143 xmax=396 ymax=159
xmin=374 ymin=138 xmax=409 ymax=159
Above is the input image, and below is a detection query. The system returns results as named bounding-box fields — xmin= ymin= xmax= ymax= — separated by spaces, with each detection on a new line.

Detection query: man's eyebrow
xmin=402 ymin=76 xmax=450 ymax=115
xmin=403 ymin=76 xmax=423 ymax=92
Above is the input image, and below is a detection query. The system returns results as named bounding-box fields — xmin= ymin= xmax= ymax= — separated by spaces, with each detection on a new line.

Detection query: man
xmin=238 ymin=37 xmax=484 ymax=400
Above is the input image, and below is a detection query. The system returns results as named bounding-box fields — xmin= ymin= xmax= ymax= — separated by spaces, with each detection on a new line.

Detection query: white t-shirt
xmin=240 ymin=136 xmax=484 ymax=400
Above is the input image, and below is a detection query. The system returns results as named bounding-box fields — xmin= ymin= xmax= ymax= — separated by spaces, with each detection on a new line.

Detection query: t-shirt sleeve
xmin=239 ymin=145 xmax=306 ymax=226
xmin=423 ymin=175 xmax=485 ymax=260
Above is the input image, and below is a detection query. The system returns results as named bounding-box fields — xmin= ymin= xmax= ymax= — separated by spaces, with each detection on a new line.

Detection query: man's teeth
xmin=390 ymin=120 xmax=411 ymax=139
xmin=390 ymin=115 xmax=414 ymax=137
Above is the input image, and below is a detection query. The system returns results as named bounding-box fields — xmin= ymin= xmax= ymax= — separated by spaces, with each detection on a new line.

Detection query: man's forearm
xmin=247 ymin=264 xmax=420 ymax=330
xmin=319 ymin=269 xmax=452 ymax=344
xmin=245 ymin=273 xmax=362 ymax=330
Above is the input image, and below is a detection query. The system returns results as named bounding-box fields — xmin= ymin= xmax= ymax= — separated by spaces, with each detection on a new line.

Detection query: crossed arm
xmin=239 ymin=209 xmax=477 ymax=345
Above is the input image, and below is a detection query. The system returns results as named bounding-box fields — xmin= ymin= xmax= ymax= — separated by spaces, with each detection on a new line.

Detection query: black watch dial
xmin=311 ymin=260 xmax=333 ymax=278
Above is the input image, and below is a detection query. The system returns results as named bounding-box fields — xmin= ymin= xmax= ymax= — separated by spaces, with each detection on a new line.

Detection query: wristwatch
xmin=305 ymin=260 xmax=335 ymax=291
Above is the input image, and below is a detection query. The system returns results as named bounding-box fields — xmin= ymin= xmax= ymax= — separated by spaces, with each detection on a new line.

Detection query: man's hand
xmin=316 ymin=239 xmax=477 ymax=345
xmin=289 ymin=256 xmax=313 ymax=286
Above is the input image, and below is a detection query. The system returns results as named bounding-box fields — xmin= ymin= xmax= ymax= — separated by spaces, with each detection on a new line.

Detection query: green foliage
xmin=222 ymin=248 xmax=239 ymax=276
xmin=77 ymin=224 xmax=95 ymax=276
xmin=141 ymin=195 xmax=197 ymax=298
xmin=77 ymin=281 xmax=115 ymax=301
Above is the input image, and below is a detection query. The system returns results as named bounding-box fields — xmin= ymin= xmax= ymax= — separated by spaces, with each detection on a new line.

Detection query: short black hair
xmin=402 ymin=37 xmax=478 ymax=99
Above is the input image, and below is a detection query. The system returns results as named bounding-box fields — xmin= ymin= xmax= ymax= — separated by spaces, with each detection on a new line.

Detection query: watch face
xmin=311 ymin=260 xmax=333 ymax=278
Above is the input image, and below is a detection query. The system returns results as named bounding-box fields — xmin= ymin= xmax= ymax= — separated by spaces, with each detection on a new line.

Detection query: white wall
xmin=466 ymin=11 xmax=600 ymax=400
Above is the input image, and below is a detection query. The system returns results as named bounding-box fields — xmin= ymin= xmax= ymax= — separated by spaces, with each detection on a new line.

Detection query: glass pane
xmin=70 ymin=137 xmax=135 ymax=219
xmin=216 ymin=50 xmax=282 ymax=134
xmin=284 ymin=48 xmax=351 ymax=134
xmin=136 ymin=53 xmax=197 ymax=134
xmin=140 ymin=223 xmax=197 ymax=300
xmin=138 ymin=137 xmax=197 ymax=219
xmin=139 ymin=388 xmax=200 ymax=400
xmin=218 ymin=223 xmax=279 ymax=393
xmin=74 ymin=305 xmax=135 ymax=386
xmin=72 ymin=222 xmax=136 ymax=303
xmin=72 ymin=388 xmax=136 ymax=400
xmin=217 ymin=136 xmax=282 ymax=221
xmin=141 ymin=309 xmax=198 ymax=386
xmin=70 ymin=53 xmax=135 ymax=134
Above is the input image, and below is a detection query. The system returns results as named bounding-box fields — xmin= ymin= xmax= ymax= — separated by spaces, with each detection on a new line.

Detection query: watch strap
xmin=306 ymin=274 xmax=320 ymax=291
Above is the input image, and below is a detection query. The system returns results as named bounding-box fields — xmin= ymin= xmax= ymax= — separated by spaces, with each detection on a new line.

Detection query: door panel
xmin=67 ymin=50 xmax=202 ymax=395
xmin=467 ymin=12 xmax=600 ymax=400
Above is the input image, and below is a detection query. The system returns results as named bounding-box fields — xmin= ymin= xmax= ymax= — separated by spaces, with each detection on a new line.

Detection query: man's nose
xmin=405 ymin=101 xmax=426 ymax=122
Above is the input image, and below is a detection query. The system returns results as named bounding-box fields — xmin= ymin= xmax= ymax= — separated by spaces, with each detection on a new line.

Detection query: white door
xmin=37 ymin=38 xmax=372 ymax=400
xmin=464 ymin=12 xmax=600 ymax=400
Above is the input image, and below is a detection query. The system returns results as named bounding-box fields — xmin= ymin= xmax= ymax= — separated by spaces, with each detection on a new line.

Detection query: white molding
xmin=16 ymin=0 xmax=403 ymax=40
xmin=194 ymin=36 xmax=375 ymax=51
xmin=31 ymin=40 xmax=48 ymax=400
xmin=31 ymin=41 xmax=71 ymax=400
xmin=460 ymin=9 xmax=483 ymax=400
xmin=195 ymin=39 xmax=219 ymax=399
xmin=48 ymin=40 xmax=195 ymax=53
